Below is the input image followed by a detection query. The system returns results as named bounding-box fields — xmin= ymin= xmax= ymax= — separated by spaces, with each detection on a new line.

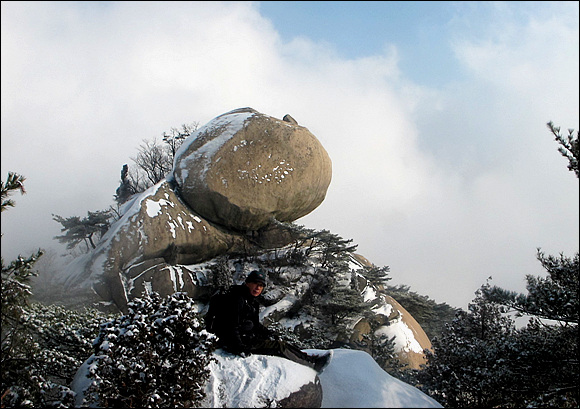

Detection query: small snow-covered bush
xmin=25 ymin=303 xmax=112 ymax=384
xmin=1 ymin=301 xmax=111 ymax=408
xmin=86 ymin=292 xmax=217 ymax=408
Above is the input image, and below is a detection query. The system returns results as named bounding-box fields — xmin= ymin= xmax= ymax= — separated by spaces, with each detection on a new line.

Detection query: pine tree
xmin=385 ymin=284 xmax=459 ymax=341
xmin=481 ymin=250 xmax=579 ymax=407
xmin=547 ymin=121 xmax=579 ymax=178
xmin=508 ymin=317 xmax=578 ymax=407
xmin=1 ymin=251 xmax=45 ymax=407
xmin=2 ymin=172 xmax=41 ymax=406
xmin=284 ymin=223 xmax=320 ymax=265
xmin=316 ymin=286 xmax=369 ymax=325
xmin=416 ymin=282 xmax=517 ymax=408
xmin=313 ymin=229 xmax=358 ymax=270
xmin=86 ymin=292 xmax=216 ymax=408
xmin=2 ymin=172 xmax=112 ymax=407
xmin=1 ymin=171 xmax=26 ymax=211
xmin=208 ymin=255 xmax=233 ymax=293
xmin=483 ymin=250 xmax=578 ymax=325
xmin=417 ymin=122 xmax=579 ymax=407
xmin=2 ymin=173 xmax=48 ymax=406
xmin=359 ymin=265 xmax=391 ymax=288
xmin=474 ymin=122 xmax=579 ymax=406
xmin=356 ymin=314 xmax=403 ymax=376
xmin=52 ymin=209 xmax=114 ymax=251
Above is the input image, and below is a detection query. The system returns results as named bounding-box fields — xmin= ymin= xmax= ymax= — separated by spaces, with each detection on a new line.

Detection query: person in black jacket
xmin=205 ymin=270 xmax=331 ymax=372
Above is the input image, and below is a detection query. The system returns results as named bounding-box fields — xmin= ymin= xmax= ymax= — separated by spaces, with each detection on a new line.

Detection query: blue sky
xmin=258 ymin=1 xmax=561 ymax=86
xmin=1 ymin=1 xmax=578 ymax=309
xmin=259 ymin=1 xmax=462 ymax=85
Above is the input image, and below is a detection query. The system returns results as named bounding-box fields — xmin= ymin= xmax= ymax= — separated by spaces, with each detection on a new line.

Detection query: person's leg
xmin=249 ymin=339 xmax=318 ymax=369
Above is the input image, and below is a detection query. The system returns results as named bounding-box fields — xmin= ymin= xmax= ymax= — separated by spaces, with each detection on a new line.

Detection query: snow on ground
xmin=72 ymin=348 xmax=442 ymax=408
xmin=315 ymin=348 xmax=441 ymax=408
xmin=202 ymin=349 xmax=318 ymax=407
xmin=203 ymin=348 xmax=442 ymax=408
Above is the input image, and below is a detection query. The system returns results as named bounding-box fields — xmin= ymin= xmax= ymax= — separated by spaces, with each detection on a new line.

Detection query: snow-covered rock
xmin=71 ymin=348 xmax=442 ymax=408
xmin=202 ymin=349 xmax=323 ymax=407
xmin=316 ymin=348 xmax=442 ymax=408
xmin=59 ymin=180 xmax=253 ymax=311
xmin=378 ymin=295 xmax=432 ymax=369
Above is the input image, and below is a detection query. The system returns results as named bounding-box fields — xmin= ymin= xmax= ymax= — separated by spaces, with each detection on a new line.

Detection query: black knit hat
xmin=246 ymin=270 xmax=267 ymax=286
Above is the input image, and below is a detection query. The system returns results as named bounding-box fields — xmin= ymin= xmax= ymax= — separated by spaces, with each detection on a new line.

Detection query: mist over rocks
xmin=169 ymin=107 xmax=332 ymax=231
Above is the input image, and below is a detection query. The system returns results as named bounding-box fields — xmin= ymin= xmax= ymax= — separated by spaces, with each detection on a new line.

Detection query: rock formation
xmin=61 ymin=180 xmax=249 ymax=311
xmin=58 ymin=107 xmax=431 ymax=371
xmin=348 ymin=255 xmax=432 ymax=369
xmin=62 ymin=108 xmax=331 ymax=312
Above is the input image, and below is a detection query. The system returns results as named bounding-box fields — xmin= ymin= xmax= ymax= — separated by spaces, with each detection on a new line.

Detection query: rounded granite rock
xmin=170 ymin=107 xmax=332 ymax=231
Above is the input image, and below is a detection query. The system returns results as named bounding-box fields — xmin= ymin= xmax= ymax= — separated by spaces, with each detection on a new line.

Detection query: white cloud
xmin=1 ymin=2 xmax=578 ymax=310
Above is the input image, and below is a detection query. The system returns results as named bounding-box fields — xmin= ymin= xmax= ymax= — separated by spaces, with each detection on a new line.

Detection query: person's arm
xmin=250 ymin=298 xmax=275 ymax=339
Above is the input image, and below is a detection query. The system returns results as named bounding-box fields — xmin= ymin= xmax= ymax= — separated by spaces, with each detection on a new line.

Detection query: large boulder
xmin=170 ymin=107 xmax=332 ymax=232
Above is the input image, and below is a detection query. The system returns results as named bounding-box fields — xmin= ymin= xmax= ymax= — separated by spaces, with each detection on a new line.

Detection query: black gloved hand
xmin=241 ymin=319 xmax=254 ymax=332
xmin=230 ymin=343 xmax=252 ymax=358
xmin=269 ymin=332 xmax=281 ymax=341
